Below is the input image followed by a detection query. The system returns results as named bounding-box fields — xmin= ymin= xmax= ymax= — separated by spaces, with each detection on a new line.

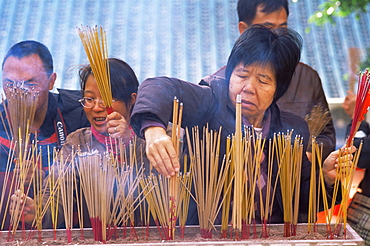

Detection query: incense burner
xmin=1 ymin=223 xmax=364 ymax=245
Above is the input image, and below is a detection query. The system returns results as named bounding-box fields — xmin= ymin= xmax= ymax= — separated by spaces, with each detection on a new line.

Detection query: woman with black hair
xmin=61 ymin=58 xmax=139 ymax=156
xmin=130 ymin=25 xmax=355 ymax=224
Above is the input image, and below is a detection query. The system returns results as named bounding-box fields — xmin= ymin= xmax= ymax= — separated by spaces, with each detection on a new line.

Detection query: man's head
xmin=2 ymin=40 xmax=54 ymax=77
xmin=2 ymin=40 xmax=56 ymax=115
xmin=237 ymin=0 xmax=289 ymax=34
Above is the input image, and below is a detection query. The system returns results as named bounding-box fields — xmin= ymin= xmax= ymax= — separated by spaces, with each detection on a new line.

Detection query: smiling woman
xmin=65 ymin=57 xmax=139 ymax=154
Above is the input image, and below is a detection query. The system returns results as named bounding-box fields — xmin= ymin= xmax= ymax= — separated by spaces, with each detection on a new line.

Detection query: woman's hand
xmin=144 ymin=126 xmax=180 ymax=178
xmin=106 ymin=111 xmax=133 ymax=143
xmin=10 ymin=190 xmax=36 ymax=225
xmin=322 ymin=145 xmax=357 ymax=186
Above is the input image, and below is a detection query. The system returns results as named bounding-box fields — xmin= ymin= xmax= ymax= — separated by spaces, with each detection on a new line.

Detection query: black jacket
xmin=52 ymin=88 xmax=89 ymax=134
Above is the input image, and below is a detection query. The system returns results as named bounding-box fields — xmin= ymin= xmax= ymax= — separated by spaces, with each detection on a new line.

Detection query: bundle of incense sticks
xmin=274 ymin=131 xmax=303 ymax=237
xmin=12 ymin=137 xmax=147 ymax=244
xmin=9 ymin=148 xmax=80 ymax=242
xmin=232 ymin=95 xmax=243 ymax=237
xmin=221 ymin=135 xmax=233 ymax=238
xmin=229 ymin=94 xmax=292 ymax=240
xmin=122 ymin=138 xmax=152 ymax=241
xmin=59 ymin=153 xmax=76 ymax=243
xmin=311 ymin=137 xmax=363 ymax=239
xmin=176 ymin=156 xmax=192 ymax=239
xmin=4 ymin=133 xmax=363 ymax=242
xmin=308 ymin=137 xmax=320 ymax=234
xmin=304 ymin=104 xmax=332 ymax=149
xmin=186 ymin=125 xmax=230 ymax=239
xmin=138 ymin=98 xmax=190 ymax=241
xmin=333 ymin=146 xmax=362 ymax=239
xmin=346 ymin=68 xmax=370 ymax=147
xmin=139 ymin=174 xmax=172 ymax=240
xmin=76 ymin=149 xmax=143 ymax=243
xmin=234 ymin=127 xmax=266 ymax=239
xmin=168 ymin=97 xmax=182 ymax=239
xmin=77 ymin=25 xmax=114 ymax=114
xmin=8 ymin=142 xmax=41 ymax=237
xmin=108 ymin=139 xmax=148 ymax=240
xmin=0 ymin=140 xmax=16 ymax=231
xmin=48 ymin=146 xmax=69 ymax=240
xmin=2 ymin=87 xmax=39 ymax=149
xmin=139 ymin=173 xmax=185 ymax=240
xmin=258 ymin=132 xmax=278 ymax=238
xmin=1 ymin=87 xmax=40 ymax=236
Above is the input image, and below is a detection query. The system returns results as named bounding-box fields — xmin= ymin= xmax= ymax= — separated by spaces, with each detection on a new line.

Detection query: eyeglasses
xmin=5 ymin=79 xmax=37 ymax=89
xmin=79 ymin=97 xmax=117 ymax=108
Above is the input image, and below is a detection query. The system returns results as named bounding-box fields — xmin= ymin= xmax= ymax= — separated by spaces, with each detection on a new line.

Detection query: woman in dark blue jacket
xmin=131 ymin=25 xmax=354 ymax=224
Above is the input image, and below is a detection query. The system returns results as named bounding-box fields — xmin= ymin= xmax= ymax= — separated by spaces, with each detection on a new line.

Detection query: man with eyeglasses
xmin=0 ymin=40 xmax=89 ymax=229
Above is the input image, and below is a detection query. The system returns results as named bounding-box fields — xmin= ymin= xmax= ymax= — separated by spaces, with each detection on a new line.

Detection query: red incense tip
xmin=106 ymin=106 xmax=114 ymax=114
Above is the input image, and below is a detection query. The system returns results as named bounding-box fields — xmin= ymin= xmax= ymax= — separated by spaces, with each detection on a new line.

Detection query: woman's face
xmin=229 ymin=63 xmax=276 ymax=127
xmin=83 ymin=74 xmax=131 ymax=134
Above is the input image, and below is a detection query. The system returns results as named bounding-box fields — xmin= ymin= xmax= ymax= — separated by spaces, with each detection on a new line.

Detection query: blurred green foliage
xmin=307 ymin=0 xmax=370 ymax=26
xmin=360 ymin=48 xmax=370 ymax=70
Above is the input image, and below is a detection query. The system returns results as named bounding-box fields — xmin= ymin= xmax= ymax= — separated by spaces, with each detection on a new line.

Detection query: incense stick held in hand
xmin=77 ymin=25 xmax=113 ymax=114
xmin=347 ymin=69 xmax=370 ymax=147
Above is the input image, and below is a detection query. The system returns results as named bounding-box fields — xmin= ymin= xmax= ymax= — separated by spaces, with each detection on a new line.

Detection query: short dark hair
xmin=2 ymin=40 xmax=54 ymax=77
xmin=225 ymin=25 xmax=302 ymax=103
xmin=237 ymin=0 xmax=289 ymax=24
xmin=79 ymin=58 xmax=139 ymax=108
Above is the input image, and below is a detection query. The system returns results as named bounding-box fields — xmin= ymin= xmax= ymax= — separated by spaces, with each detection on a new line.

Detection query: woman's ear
xmin=130 ymin=93 xmax=137 ymax=107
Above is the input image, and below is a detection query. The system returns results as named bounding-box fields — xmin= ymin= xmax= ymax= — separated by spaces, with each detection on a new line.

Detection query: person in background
xmin=10 ymin=58 xmax=147 ymax=229
xmin=130 ymin=25 xmax=355 ymax=224
xmin=0 ymin=40 xmax=89 ymax=229
xmin=202 ymin=0 xmax=336 ymax=161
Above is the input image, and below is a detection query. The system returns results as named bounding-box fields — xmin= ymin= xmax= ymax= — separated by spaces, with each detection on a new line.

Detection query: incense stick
xmin=4 ymin=88 xmax=40 ymax=235
xmin=186 ymin=124 xmax=230 ymax=238
xmin=304 ymin=104 xmax=332 ymax=150
xmin=233 ymin=94 xmax=242 ymax=235
xmin=77 ymin=25 xmax=113 ymax=114
xmin=347 ymin=69 xmax=370 ymax=146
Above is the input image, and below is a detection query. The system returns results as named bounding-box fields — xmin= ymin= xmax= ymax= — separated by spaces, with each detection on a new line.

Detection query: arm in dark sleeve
xmin=130 ymin=76 xmax=216 ymax=138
